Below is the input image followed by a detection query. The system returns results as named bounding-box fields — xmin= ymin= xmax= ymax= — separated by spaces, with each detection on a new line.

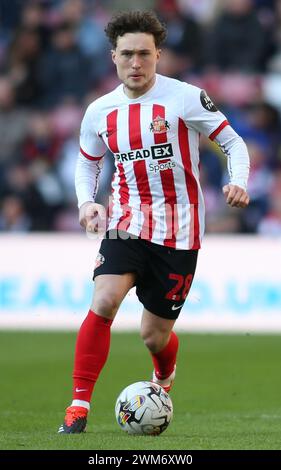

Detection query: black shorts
xmin=93 ymin=230 xmax=198 ymax=320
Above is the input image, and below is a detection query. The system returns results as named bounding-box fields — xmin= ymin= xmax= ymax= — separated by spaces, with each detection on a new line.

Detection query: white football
xmin=115 ymin=381 xmax=173 ymax=435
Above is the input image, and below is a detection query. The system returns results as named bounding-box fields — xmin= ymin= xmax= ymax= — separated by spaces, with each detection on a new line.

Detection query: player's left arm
xmin=214 ymin=125 xmax=250 ymax=208
xmin=222 ymin=183 xmax=250 ymax=208
xmin=182 ymin=86 xmax=250 ymax=209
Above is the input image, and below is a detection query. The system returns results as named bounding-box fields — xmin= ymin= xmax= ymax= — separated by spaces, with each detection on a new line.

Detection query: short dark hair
xmin=105 ymin=11 xmax=167 ymax=49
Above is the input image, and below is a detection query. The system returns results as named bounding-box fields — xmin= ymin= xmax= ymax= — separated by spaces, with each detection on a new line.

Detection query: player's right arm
xmin=78 ymin=201 xmax=106 ymax=232
xmin=75 ymin=102 xmax=107 ymax=232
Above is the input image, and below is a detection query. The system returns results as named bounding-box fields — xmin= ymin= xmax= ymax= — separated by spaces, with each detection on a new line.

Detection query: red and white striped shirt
xmin=77 ymin=74 xmax=249 ymax=249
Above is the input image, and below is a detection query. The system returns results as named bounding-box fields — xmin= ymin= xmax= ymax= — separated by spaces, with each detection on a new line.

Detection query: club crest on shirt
xmin=149 ymin=115 xmax=170 ymax=134
xmin=95 ymin=253 xmax=105 ymax=269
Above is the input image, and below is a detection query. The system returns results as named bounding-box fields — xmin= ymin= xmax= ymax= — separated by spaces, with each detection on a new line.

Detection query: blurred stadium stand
xmin=0 ymin=0 xmax=281 ymax=235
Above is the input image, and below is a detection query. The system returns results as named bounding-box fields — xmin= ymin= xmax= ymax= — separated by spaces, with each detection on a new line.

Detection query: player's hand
xmin=79 ymin=201 xmax=106 ymax=234
xmin=222 ymin=184 xmax=250 ymax=208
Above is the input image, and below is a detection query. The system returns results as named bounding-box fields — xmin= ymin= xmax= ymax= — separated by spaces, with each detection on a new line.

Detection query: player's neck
xmin=123 ymin=75 xmax=156 ymax=99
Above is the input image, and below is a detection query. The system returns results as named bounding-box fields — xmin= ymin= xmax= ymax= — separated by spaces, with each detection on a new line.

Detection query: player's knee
xmin=91 ymin=294 xmax=120 ymax=318
xmin=141 ymin=330 xmax=166 ymax=354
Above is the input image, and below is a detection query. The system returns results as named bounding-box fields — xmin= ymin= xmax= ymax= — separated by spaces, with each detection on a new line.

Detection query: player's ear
xmin=156 ymin=48 xmax=161 ymax=62
xmin=111 ymin=49 xmax=116 ymax=64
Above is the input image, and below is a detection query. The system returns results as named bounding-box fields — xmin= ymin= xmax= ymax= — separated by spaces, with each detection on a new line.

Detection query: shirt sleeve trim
xmin=80 ymin=147 xmax=103 ymax=161
xmin=209 ymin=120 xmax=230 ymax=141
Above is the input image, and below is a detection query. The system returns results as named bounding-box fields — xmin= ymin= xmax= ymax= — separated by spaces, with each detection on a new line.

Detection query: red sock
xmin=72 ymin=310 xmax=113 ymax=403
xmin=151 ymin=331 xmax=179 ymax=379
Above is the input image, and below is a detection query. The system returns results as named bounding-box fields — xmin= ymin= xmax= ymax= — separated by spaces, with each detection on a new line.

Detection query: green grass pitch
xmin=0 ymin=331 xmax=281 ymax=450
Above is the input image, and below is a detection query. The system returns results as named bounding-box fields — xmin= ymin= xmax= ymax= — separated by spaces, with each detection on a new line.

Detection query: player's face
xmin=111 ymin=32 xmax=161 ymax=98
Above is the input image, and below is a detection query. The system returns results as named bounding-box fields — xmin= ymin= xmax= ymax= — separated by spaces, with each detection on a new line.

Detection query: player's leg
xmin=140 ymin=309 xmax=178 ymax=392
xmin=58 ymin=272 xmax=136 ymax=434
xmin=140 ymin=309 xmax=176 ymax=354
xmin=137 ymin=243 xmax=198 ymax=393
xmin=73 ymin=272 xmax=136 ymax=403
xmin=59 ymin=230 xmax=143 ymax=433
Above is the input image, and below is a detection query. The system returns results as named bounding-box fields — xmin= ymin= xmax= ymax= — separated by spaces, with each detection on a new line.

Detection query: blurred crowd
xmin=0 ymin=0 xmax=281 ymax=235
